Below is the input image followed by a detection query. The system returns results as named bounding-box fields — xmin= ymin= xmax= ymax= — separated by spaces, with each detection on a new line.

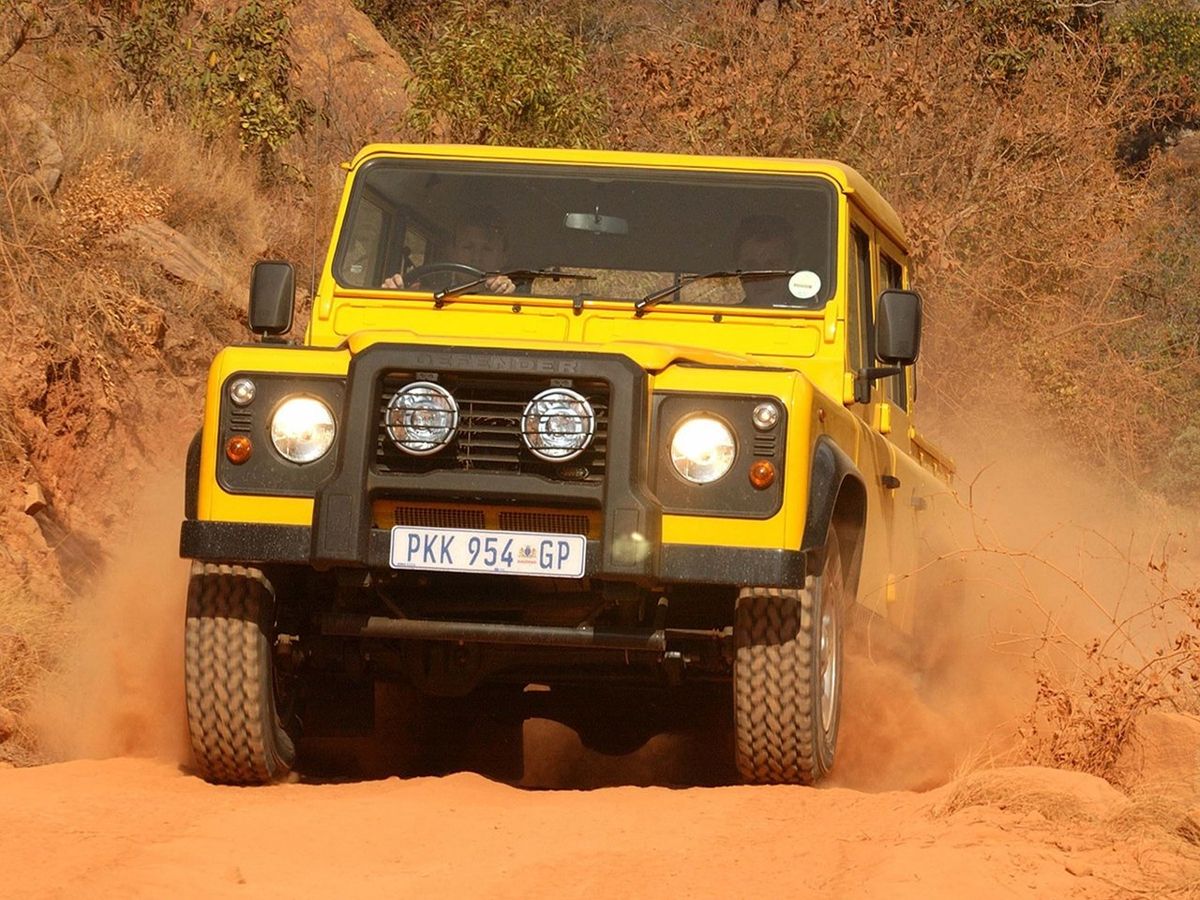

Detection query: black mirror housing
xmin=876 ymin=289 xmax=922 ymax=365
xmin=249 ymin=261 xmax=295 ymax=336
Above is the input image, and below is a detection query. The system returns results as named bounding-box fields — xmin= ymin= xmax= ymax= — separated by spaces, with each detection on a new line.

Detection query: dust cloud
xmin=29 ymin=464 xmax=190 ymax=765
xmin=22 ymin=412 xmax=1198 ymax=793
xmin=825 ymin=413 xmax=1200 ymax=792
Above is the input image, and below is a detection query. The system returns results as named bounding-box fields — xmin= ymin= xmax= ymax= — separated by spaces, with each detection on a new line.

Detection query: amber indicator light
xmin=225 ymin=435 xmax=253 ymax=464
xmin=749 ymin=460 xmax=775 ymax=490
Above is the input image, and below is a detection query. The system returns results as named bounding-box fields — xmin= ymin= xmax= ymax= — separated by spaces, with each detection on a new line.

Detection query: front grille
xmin=388 ymin=505 xmax=485 ymax=530
xmin=498 ymin=510 xmax=590 ymax=535
xmin=373 ymin=501 xmax=598 ymax=536
xmin=375 ymin=373 xmax=609 ymax=483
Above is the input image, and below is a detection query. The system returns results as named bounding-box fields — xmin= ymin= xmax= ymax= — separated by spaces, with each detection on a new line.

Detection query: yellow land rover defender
xmin=180 ymin=144 xmax=953 ymax=786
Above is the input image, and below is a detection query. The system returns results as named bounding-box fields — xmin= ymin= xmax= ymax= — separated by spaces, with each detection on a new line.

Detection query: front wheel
xmin=733 ymin=528 xmax=846 ymax=784
xmin=184 ymin=563 xmax=296 ymax=785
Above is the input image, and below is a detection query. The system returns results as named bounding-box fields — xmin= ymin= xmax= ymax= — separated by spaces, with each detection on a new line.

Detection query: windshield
xmin=334 ymin=159 xmax=838 ymax=310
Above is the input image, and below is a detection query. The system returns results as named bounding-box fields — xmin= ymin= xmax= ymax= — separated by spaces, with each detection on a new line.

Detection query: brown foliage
xmin=600 ymin=0 xmax=1185 ymax=481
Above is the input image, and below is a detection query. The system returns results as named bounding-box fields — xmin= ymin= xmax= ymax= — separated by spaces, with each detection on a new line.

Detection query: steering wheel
xmin=403 ymin=262 xmax=486 ymax=287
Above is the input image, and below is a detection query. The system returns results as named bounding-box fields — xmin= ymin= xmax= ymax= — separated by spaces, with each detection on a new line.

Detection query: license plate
xmin=389 ymin=526 xmax=587 ymax=578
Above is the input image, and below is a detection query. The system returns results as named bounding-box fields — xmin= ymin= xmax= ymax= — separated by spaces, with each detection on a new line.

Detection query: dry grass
xmin=53 ymin=105 xmax=267 ymax=258
xmin=0 ymin=573 xmax=67 ymax=753
xmin=933 ymin=767 xmax=1124 ymax=822
xmin=0 ymin=57 xmax=259 ymax=764
xmin=932 ymin=770 xmax=1200 ymax=896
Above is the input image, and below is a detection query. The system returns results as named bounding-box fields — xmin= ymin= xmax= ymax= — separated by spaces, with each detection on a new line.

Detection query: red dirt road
xmin=0 ymin=757 xmax=1167 ymax=899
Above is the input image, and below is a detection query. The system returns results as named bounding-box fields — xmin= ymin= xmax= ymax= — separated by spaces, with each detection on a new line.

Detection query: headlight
xmin=522 ymin=388 xmax=595 ymax=462
xmin=670 ymin=415 xmax=736 ymax=484
xmin=387 ymin=381 xmax=459 ymax=455
xmin=270 ymin=396 xmax=335 ymax=463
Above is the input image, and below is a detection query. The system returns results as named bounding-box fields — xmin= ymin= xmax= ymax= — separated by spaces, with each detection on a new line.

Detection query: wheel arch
xmin=184 ymin=428 xmax=202 ymax=520
xmin=801 ymin=435 xmax=867 ymax=597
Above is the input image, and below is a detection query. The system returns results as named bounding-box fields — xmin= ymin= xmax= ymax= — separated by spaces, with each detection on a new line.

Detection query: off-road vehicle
xmin=180 ymin=144 xmax=954 ymax=785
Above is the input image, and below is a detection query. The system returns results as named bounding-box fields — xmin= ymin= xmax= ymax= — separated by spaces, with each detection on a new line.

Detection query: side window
xmin=342 ymin=198 xmax=386 ymax=288
xmin=402 ymin=223 xmax=428 ymax=273
xmin=880 ymin=253 xmax=908 ymax=410
xmin=849 ymin=226 xmax=873 ymax=393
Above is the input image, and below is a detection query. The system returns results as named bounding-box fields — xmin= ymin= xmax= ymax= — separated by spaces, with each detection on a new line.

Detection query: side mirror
xmin=249 ymin=260 xmax=295 ymax=336
xmin=876 ymin=289 xmax=922 ymax=366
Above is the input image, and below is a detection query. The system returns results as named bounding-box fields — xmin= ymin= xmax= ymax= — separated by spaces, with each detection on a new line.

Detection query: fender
xmin=184 ymin=429 xmax=202 ymax=520
xmin=801 ymin=434 xmax=867 ymax=593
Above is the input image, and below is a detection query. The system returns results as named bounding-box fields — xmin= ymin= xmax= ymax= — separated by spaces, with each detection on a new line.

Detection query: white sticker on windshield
xmin=789 ymin=270 xmax=821 ymax=300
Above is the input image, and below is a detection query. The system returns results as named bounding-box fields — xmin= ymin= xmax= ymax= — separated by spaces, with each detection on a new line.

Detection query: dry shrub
xmin=1020 ymin=586 xmax=1200 ymax=783
xmin=599 ymin=0 xmax=1181 ymax=482
xmin=55 ymin=152 xmax=167 ymax=252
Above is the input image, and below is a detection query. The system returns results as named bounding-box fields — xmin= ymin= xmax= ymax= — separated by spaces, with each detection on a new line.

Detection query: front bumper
xmin=179 ymin=520 xmax=806 ymax=587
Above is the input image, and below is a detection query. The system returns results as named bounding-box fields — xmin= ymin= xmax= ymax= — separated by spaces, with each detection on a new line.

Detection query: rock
xmin=114 ymin=219 xmax=240 ymax=305
xmin=7 ymin=100 xmax=63 ymax=199
xmin=23 ymin=482 xmax=48 ymax=517
xmin=1064 ymin=861 xmax=1093 ymax=877
xmin=0 ymin=706 xmax=18 ymax=743
xmin=287 ymin=0 xmax=414 ymax=140
xmin=1167 ymin=130 xmax=1200 ymax=169
xmin=1116 ymin=712 xmax=1200 ymax=802
xmin=755 ymin=1 xmax=780 ymax=22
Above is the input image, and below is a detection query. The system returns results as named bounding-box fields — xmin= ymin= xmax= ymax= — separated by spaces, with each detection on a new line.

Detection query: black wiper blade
xmin=634 ymin=270 xmax=792 ymax=312
xmin=432 ymin=269 xmax=596 ymax=304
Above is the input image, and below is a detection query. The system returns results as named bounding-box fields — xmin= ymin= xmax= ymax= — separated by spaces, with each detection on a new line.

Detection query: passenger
xmin=382 ymin=206 xmax=516 ymax=294
xmin=733 ymin=214 xmax=799 ymax=306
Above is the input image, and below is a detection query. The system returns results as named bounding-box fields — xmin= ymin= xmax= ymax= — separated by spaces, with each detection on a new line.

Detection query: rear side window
xmin=880 ymin=253 xmax=908 ymax=410
xmin=849 ymin=227 xmax=873 ymax=381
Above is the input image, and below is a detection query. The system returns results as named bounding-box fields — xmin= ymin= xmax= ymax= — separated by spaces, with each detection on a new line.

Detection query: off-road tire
xmin=733 ymin=529 xmax=845 ymax=784
xmin=185 ymin=562 xmax=296 ymax=785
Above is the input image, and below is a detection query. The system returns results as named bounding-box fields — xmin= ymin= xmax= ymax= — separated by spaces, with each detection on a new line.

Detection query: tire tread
xmin=184 ymin=562 xmax=294 ymax=785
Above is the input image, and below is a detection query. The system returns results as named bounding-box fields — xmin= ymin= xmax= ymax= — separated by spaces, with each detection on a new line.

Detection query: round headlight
xmin=670 ymin=416 xmax=736 ymax=484
xmin=386 ymin=381 xmax=459 ymax=455
xmin=270 ymin=396 xmax=335 ymax=464
xmin=522 ymin=388 xmax=595 ymax=462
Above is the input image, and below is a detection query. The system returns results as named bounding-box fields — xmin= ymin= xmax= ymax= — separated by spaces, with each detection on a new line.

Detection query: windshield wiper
xmin=634 ymin=270 xmax=792 ymax=313
xmin=432 ymin=269 xmax=596 ymax=304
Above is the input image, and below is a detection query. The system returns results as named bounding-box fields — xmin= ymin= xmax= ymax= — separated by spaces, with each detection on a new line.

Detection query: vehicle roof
xmin=348 ymin=143 xmax=908 ymax=248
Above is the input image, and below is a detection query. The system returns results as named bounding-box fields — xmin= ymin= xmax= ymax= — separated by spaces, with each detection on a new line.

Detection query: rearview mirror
xmin=876 ymin=289 xmax=922 ymax=366
xmin=564 ymin=211 xmax=629 ymax=235
xmin=249 ymin=260 xmax=295 ymax=336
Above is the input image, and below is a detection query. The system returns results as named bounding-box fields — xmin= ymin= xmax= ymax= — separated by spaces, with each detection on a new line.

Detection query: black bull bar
xmin=310 ymin=343 xmax=661 ymax=578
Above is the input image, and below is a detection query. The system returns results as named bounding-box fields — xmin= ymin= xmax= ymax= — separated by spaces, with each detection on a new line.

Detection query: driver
xmin=382 ymin=207 xmax=515 ymax=294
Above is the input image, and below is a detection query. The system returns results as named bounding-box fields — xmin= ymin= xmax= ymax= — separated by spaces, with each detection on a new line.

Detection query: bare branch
xmin=1 ymin=3 xmax=58 ymax=68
